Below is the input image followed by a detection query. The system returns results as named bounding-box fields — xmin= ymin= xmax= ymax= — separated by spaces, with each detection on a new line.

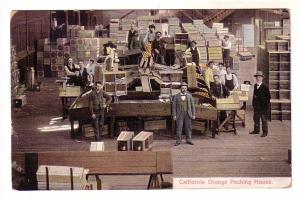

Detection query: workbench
xmin=59 ymin=86 xmax=81 ymax=119
xmin=68 ymin=92 xmax=218 ymax=139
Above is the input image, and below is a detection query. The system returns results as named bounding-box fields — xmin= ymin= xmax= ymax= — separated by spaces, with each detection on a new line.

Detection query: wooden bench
xmin=12 ymin=151 xmax=172 ymax=190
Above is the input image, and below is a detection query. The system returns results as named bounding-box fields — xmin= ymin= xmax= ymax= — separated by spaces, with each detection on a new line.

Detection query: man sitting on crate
xmin=249 ymin=71 xmax=271 ymax=137
xmin=172 ymin=82 xmax=196 ymax=146
xmin=88 ymin=81 xmax=112 ymax=141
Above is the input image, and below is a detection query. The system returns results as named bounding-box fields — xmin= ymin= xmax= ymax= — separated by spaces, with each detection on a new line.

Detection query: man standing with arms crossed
xmin=172 ymin=82 xmax=196 ymax=146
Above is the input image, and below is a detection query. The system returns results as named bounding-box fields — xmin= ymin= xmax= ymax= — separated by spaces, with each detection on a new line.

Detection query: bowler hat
xmin=181 ymin=82 xmax=188 ymax=87
xmin=254 ymin=71 xmax=264 ymax=77
xmin=191 ymin=40 xmax=197 ymax=45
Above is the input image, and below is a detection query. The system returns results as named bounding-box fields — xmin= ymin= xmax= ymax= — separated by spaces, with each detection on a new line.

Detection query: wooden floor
xmin=11 ymin=57 xmax=291 ymax=189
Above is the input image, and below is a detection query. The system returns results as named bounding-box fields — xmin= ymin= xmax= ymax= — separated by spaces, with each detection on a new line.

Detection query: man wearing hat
xmin=250 ymin=71 xmax=271 ymax=137
xmin=172 ymin=82 xmax=196 ymax=146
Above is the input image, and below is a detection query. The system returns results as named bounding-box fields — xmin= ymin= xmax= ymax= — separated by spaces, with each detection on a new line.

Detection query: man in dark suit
xmin=172 ymin=82 xmax=196 ymax=146
xmin=250 ymin=71 xmax=271 ymax=137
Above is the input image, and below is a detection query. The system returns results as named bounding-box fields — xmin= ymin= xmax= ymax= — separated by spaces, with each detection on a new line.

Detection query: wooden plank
xmin=13 ymin=151 xmax=173 ymax=176
xmin=156 ymin=151 xmax=173 ymax=173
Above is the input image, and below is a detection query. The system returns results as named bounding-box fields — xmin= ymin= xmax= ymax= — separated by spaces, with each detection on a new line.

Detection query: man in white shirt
xmin=224 ymin=67 xmax=239 ymax=91
xmin=86 ymin=59 xmax=96 ymax=75
xmin=222 ymin=35 xmax=232 ymax=67
xmin=218 ymin=63 xmax=227 ymax=85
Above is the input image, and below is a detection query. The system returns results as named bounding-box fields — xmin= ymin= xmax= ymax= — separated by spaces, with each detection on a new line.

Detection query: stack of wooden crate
xmin=282 ymin=19 xmax=290 ymax=35
xmin=109 ymin=19 xmax=120 ymax=39
xmin=36 ymin=165 xmax=89 ymax=190
xmin=11 ymin=45 xmax=20 ymax=99
xmin=193 ymin=19 xmax=205 ymax=33
xmin=262 ymin=21 xmax=283 ymax=41
xmin=168 ymin=17 xmax=181 ymax=37
xmin=257 ymin=39 xmax=291 ymax=120
xmin=103 ymin=71 xmax=127 ymax=96
xmin=67 ymin=25 xmax=85 ymax=38
xmin=160 ymin=70 xmax=183 ymax=96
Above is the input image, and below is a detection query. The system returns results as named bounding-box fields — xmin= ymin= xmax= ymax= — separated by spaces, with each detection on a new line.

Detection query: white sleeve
xmin=233 ymin=74 xmax=239 ymax=89
xmin=227 ymin=41 xmax=232 ymax=49
xmin=143 ymin=32 xmax=149 ymax=43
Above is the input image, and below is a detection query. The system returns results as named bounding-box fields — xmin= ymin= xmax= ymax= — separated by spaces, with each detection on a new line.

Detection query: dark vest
xmin=180 ymin=96 xmax=188 ymax=112
xmin=225 ymin=74 xmax=235 ymax=91
xmin=66 ymin=64 xmax=78 ymax=73
xmin=128 ymin=30 xmax=137 ymax=49
xmin=190 ymin=47 xmax=199 ymax=64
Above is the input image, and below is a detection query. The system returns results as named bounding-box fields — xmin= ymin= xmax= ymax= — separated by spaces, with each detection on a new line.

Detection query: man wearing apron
xmin=224 ymin=67 xmax=239 ymax=91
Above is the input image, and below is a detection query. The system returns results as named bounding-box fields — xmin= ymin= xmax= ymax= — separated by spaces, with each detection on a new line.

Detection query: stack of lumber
xmin=36 ymin=165 xmax=89 ymax=190
xmin=11 ymin=44 xmax=20 ymax=98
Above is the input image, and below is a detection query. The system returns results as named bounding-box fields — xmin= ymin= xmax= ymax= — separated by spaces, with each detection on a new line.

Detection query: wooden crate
xmin=90 ymin=142 xmax=105 ymax=152
xmin=215 ymin=93 xmax=240 ymax=110
xmin=144 ymin=119 xmax=166 ymax=131
xmin=59 ymin=86 xmax=81 ymax=97
xmin=265 ymin=40 xmax=289 ymax=52
xmin=117 ymin=131 xmax=134 ymax=151
xmin=133 ymin=131 xmax=154 ymax=151
xmin=192 ymin=121 xmax=206 ymax=131
xmin=36 ymin=165 xmax=89 ymax=190
xmin=82 ymin=124 xmax=94 ymax=138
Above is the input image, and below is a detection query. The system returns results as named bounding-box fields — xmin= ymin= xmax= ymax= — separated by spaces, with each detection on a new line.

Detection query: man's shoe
xmin=249 ymin=131 xmax=259 ymax=134
xmin=174 ymin=142 xmax=181 ymax=146
xmin=260 ymin=134 xmax=267 ymax=137
xmin=186 ymin=141 xmax=194 ymax=145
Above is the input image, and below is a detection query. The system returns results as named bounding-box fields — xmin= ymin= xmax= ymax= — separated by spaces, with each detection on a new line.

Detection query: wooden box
xmin=144 ymin=119 xmax=166 ymax=131
xmin=36 ymin=165 xmax=89 ymax=190
xmin=82 ymin=124 xmax=94 ymax=138
xmin=215 ymin=93 xmax=240 ymax=110
xmin=117 ymin=131 xmax=134 ymax=151
xmin=90 ymin=142 xmax=105 ymax=152
xmin=14 ymin=95 xmax=27 ymax=108
xmin=59 ymin=86 xmax=81 ymax=97
xmin=133 ymin=131 xmax=154 ymax=151
xmin=192 ymin=120 xmax=206 ymax=131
